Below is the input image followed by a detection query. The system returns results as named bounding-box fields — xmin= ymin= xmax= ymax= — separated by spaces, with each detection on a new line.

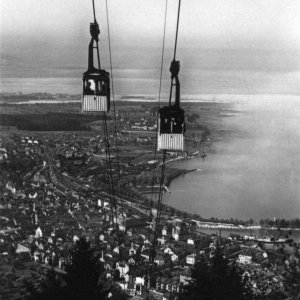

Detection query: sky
xmin=1 ymin=1 xmax=299 ymax=221
xmin=1 ymin=0 xmax=300 ymax=49
xmin=1 ymin=0 xmax=300 ymax=75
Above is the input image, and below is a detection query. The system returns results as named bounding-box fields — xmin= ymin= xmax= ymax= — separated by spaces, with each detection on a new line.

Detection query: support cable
xmin=150 ymin=150 xmax=166 ymax=263
xmin=149 ymin=0 xmax=168 ymax=215
xmin=92 ymin=0 xmax=120 ymax=244
xmin=92 ymin=0 xmax=97 ymax=22
xmin=102 ymin=113 xmax=119 ymax=239
xmin=173 ymin=0 xmax=181 ymax=61
xmin=92 ymin=0 xmax=101 ymax=69
xmin=168 ymin=0 xmax=181 ymax=106
xmin=105 ymin=0 xmax=124 ymax=219
xmin=150 ymin=0 xmax=181 ymax=264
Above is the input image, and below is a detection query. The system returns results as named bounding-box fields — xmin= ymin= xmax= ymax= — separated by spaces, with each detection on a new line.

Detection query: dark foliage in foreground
xmin=0 ymin=113 xmax=107 ymax=131
xmin=180 ymin=245 xmax=254 ymax=300
xmin=25 ymin=237 xmax=128 ymax=300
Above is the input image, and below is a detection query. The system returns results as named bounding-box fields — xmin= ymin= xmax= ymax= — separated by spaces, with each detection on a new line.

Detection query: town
xmin=0 ymin=96 xmax=300 ymax=299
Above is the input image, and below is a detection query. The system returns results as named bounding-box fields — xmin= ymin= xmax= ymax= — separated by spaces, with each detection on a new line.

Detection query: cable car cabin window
xmin=160 ymin=113 xmax=185 ymax=134
xmin=84 ymin=80 xmax=96 ymax=95
xmin=96 ymin=81 xmax=107 ymax=94
xmin=84 ymin=79 xmax=107 ymax=95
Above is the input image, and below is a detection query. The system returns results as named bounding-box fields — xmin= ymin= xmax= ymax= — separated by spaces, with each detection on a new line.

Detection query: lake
xmin=1 ymin=72 xmax=300 ymax=222
xmin=157 ymin=95 xmax=300 ymax=222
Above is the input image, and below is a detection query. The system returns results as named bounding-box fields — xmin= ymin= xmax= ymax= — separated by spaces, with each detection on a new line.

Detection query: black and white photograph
xmin=1 ymin=0 xmax=300 ymax=299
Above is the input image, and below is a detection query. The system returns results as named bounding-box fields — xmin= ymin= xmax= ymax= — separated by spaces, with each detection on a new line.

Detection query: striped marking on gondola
xmin=157 ymin=133 xmax=184 ymax=151
xmin=82 ymin=95 xmax=108 ymax=112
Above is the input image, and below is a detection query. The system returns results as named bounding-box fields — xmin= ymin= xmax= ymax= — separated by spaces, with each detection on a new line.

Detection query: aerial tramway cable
xmin=82 ymin=0 xmax=121 ymax=244
xmin=150 ymin=0 xmax=183 ymax=264
xmin=149 ymin=0 xmax=168 ymax=215
xmin=168 ymin=0 xmax=181 ymax=107
xmin=94 ymin=0 xmax=120 ymax=243
xmin=93 ymin=1 xmax=101 ymax=74
xmin=105 ymin=0 xmax=125 ymax=220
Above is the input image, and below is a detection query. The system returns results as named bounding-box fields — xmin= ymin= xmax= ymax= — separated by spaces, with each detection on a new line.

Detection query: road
xmin=42 ymin=146 xmax=150 ymax=218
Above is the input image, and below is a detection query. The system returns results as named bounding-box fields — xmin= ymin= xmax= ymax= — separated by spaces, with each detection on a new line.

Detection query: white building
xmin=135 ymin=277 xmax=145 ymax=295
xmin=117 ymin=263 xmax=129 ymax=278
xmin=35 ymin=226 xmax=43 ymax=238
xmin=238 ymin=254 xmax=252 ymax=264
xmin=164 ymin=247 xmax=174 ymax=255
xmin=187 ymin=238 xmax=194 ymax=245
xmin=186 ymin=253 xmax=196 ymax=265
xmin=171 ymin=253 xmax=178 ymax=262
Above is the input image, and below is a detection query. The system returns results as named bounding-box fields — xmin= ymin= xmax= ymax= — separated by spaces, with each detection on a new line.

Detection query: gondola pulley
xmin=82 ymin=1 xmax=110 ymax=113
xmin=157 ymin=2 xmax=185 ymax=152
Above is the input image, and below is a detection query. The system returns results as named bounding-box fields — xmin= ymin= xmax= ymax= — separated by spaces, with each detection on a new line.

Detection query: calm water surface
xmin=1 ymin=75 xmax=300 ymax=222
xmin=159 ymin=96 xmax=300 ymax=221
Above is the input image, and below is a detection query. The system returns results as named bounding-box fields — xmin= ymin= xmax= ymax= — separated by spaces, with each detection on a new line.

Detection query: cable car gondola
xmin=158 ymin=105 xmax=185 ymax=151
xmin=157 ymin=60 xmax=185 ymax=151
xmin=82 ymin=14 xmax=110 ymax=113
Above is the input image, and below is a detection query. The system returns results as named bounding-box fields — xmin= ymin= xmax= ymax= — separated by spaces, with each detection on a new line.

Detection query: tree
xmin=248 ymin=218 xmax=254 ymax=225
xmin=26 ymin=237 xmax=111 ymax=300
xmin=108 ymin=285 xmax=130 ymax=300
xmin=180 ymin=245 xmax=253 ymax=300
xmin=24 ymin=269 xmax=65 ymax=300
xmin=63 ymin=237 xmax=110 ymax=300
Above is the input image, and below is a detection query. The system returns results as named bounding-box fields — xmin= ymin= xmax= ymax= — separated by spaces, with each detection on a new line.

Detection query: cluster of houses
xmin=116 ymin=108 xmax=157 ymax=132
xmin=1 ymin=132 xmax=300 ymax=299
xmin=1 ymin=159 xmax=214 ymax=298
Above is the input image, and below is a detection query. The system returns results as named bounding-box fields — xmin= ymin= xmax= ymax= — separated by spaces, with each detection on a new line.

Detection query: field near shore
xmin=1 ymin=93 xmax=300 ymax=222
xmin=0 ymin=93 xmax=235 ymax=141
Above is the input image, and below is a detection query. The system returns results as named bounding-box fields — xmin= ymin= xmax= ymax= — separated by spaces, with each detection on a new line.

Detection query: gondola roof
xmin=83 ymin=68 xmax=109 ymax=76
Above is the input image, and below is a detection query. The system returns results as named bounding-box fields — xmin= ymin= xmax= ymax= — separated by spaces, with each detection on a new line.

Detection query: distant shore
xmin=139 ymin=168 xmax=198 ymax=195
xmin=165 ymin=168 xmax=198 ymax=187
xmin=2 ymin=92 xmax=300 ymax=105
xmin=2 ymin=92 xmax=299 ymax=224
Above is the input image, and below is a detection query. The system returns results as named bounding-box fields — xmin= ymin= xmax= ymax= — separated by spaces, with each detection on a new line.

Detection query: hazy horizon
xmin=1 ymin=0 xmax=300 ymax=88
xmin=0 ymin=1 xmax=300 ymax=221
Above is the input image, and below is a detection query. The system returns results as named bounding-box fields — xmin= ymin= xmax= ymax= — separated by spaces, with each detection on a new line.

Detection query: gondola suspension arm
xmin=169 ymin=0 xmax=181 ymax=107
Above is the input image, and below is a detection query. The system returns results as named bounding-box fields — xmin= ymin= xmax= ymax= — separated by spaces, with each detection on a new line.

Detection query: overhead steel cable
xmin=92 ymin=0 xmax=97 ymax=22
xmin=150 ymin=0 xmax=182 ymax=265
xmin=91 ymin=0 xmax=120 ymax=243
xmin=150 ymin=153 xmax=166 ymax=263
xmin=105 ymin=0 xmax=125 ymax=220
xmin=92 ymin=0 xmax=102 ymax=71
xmin=102 ymin=113 xmax=119 ymax=237
xmin=169 ymin=0 xmax=181 ymax=106
xmin=149 ymin=0 xmax=168 ymax=214
xmin=173 ymin=0 xmax=181 ymax=61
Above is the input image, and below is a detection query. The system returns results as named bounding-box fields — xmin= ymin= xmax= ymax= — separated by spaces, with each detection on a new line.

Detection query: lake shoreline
xmin=2 ymin=91 xmax=299 ymax=222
